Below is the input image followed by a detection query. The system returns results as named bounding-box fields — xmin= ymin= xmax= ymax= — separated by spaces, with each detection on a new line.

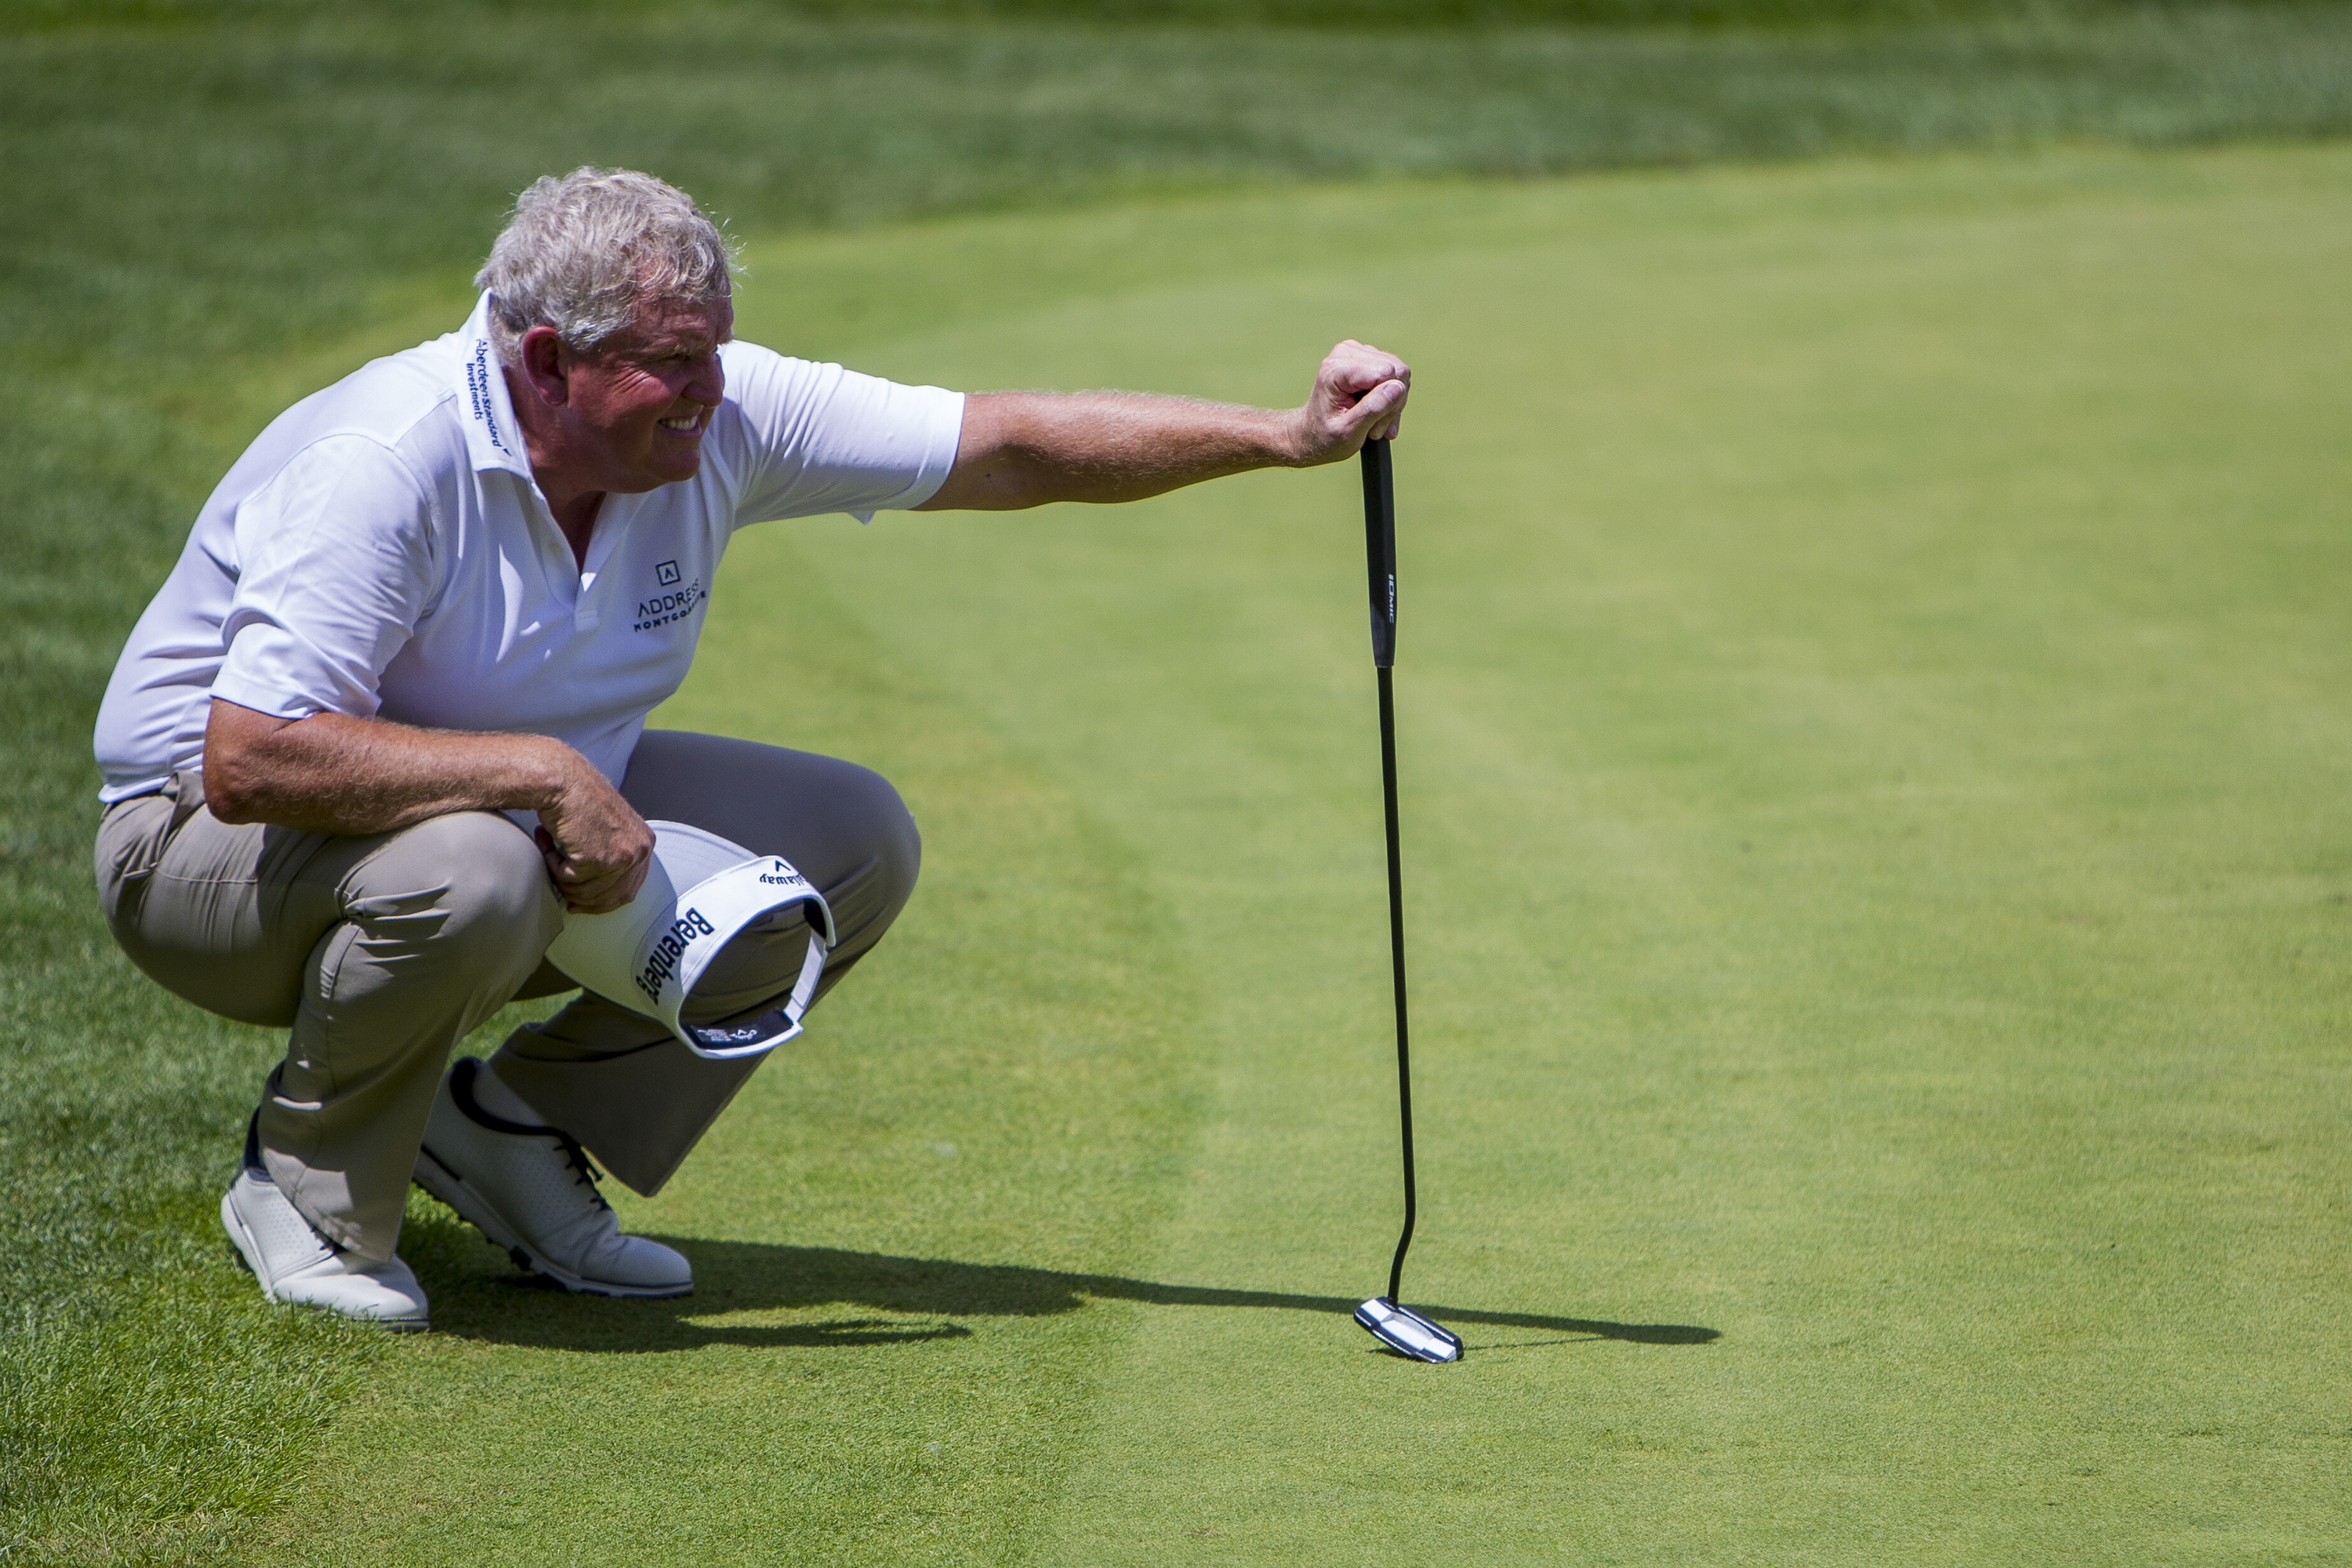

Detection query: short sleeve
xmin=212 ymin=436 xmax=437 ymax=721
xmin=720 ymin=343 xmax=965 ymax=527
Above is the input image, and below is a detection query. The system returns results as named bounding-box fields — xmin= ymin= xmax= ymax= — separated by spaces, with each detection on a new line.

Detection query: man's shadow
xmin=405 ymin=1220 xmax=1721 ymax=1354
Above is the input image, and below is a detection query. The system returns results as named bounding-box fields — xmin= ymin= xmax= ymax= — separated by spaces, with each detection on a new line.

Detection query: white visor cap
xmin=544 ymin=821 xmax=837 ymax=1061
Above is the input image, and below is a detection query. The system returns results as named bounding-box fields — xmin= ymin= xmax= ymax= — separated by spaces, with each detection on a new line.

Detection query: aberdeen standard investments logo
xmin=464 ymin=339 xmax=512 ymax=456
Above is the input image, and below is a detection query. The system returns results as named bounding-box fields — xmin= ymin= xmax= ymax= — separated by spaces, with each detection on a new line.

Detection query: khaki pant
xmin=96 ymin=731 xmax=920 ymax=1261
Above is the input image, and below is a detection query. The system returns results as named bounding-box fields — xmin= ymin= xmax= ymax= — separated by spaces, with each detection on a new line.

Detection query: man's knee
xmin=346 ymin=811 xmax=561 ymax=983
xmin=735 ymin=755 xmax=920 ymax=969
xmin=838 ymin=764 xmax=920 ymax=913
xmin=618 ymin=729 xmax=920 ymax=955
xmin=810 ymin=762 xmax=920 ymax=958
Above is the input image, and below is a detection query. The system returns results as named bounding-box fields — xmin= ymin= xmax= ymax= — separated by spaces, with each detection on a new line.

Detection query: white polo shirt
xmin=93 ymin=295 xmax=964 ymax=804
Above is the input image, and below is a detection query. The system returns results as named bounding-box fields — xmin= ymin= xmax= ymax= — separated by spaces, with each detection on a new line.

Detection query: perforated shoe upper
xmin=416 ymin=1058 xmax=692 ymax=1295
xmin=221 ymin=1168 xmax=430 ymax=1328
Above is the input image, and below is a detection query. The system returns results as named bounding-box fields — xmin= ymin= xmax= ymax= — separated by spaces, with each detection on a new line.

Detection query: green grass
xmin=10 ymin=0 xmax=2339 ymax=31
xmin=234 ymin=144 xmax=2352 ymax=1561
xmin=5 ymin=3 xmax=2352 ymax=1562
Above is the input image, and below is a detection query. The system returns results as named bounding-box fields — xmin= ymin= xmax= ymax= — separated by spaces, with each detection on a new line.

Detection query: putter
xmin=1351 ymin=437 xmax=1464 ymax=1365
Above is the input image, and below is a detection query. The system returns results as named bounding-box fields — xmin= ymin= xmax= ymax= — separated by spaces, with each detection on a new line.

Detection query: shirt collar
xmin=456 ymin=292 xmax=533 ymax=478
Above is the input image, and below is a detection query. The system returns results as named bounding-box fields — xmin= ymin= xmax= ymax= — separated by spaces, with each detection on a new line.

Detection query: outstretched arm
xmin=915 ymin=339 xmax=1410 ymax=512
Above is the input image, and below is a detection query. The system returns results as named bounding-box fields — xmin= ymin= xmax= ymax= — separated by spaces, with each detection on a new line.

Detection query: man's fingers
xmin=1296 ymin=339 xmax=1410 ymax=461
xmin=537 ymin=830 xmax=652 ymax=914
xmin=538 ymin=836 xmax=571 ymax=895
xmin=611 ymin=853 xmax=652 ymax=907
xmin=1340 ymin=378 xmax=1408 ymax=444
xmin=558 ymin=862 xmax=637 ymax=915
xmin=1323 ymin=342 xmax=1410 ymax=395
xmin=535 ymin=768 xmax=655 ymax=913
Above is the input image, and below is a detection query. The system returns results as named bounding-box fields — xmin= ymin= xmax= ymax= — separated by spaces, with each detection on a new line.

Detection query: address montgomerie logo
xmin=635 ymin=561 xmax=707 ymax=632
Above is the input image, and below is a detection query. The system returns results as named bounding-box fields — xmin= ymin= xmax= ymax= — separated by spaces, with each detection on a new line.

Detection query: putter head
xmin=1355 ymin=1296 xmax=1464 ymax=1363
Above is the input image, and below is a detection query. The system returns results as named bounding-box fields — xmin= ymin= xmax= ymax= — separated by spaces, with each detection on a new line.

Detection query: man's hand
xmin=532 ymin=768 xmax=655 ymax=915
xmin=1288 ymin=339 xmax=1412 ymax=466
xmin=204 ymin=699 xmax=652 ymax=913
xmin=914 ymin=338 xmax=1414 ymax=511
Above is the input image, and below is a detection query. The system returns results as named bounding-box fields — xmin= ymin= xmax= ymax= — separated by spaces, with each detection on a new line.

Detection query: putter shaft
xmin=1355 ymin=440 xmax=1461 ymax=1363
xmin=1361 ymin=438 xmax=1417 ymax=1306
xmin=1378 ymin=661 xmax=1414 ymax=1305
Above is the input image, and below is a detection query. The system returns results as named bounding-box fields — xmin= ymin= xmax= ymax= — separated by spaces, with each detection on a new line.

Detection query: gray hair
xmin=475 ymin=167 xmax=737 ymax=365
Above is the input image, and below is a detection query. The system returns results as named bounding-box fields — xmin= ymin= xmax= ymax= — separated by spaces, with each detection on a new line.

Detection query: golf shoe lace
xmin=552 ymin=1129 xmax=611 ymax=1212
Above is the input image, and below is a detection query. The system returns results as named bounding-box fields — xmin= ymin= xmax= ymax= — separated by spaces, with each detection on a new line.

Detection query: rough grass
xmin=5 ymin=2 xmax=2352 ymax=1559
xmin=8 ymin=0 xmax=2343 ymax=32
xmin=11 ymin=4 xmax=2352 ymax=395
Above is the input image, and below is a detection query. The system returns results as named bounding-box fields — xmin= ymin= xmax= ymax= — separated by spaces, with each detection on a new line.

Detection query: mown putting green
xmin=243 ymin=144 xmax=2352 ymax=1562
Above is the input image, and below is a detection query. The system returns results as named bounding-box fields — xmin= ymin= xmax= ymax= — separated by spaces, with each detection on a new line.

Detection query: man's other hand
xmin=534 ymin=764 xmax=655 ymax=915
xmin=1290 ymin=339 xmax=1411 ymax=466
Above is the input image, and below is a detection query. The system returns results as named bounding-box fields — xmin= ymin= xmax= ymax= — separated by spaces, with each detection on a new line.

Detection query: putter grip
xmin=1360 ymin=439 xmax=1397 ymax=669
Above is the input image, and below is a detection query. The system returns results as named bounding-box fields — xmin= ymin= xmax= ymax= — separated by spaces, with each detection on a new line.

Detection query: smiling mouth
xmin=659 ymin=413 xmax=701 ymax=433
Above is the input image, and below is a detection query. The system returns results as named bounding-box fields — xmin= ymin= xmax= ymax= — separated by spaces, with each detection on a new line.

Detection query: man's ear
xmin=519 ymin=325 xmax=570 ymax=408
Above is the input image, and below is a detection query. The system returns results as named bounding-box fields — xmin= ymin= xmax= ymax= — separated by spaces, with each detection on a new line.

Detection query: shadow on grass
xmin=407 ymin=1224 xmax=1719 ymax=1353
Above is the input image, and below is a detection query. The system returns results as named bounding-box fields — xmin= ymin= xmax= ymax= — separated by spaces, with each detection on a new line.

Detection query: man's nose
xmin=687 ymin=353 xmax=725 ymax=405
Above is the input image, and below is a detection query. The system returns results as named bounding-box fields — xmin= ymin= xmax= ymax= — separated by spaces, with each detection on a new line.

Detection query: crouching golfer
xmin=91 ymin=167 xmax=1410 ymax=1329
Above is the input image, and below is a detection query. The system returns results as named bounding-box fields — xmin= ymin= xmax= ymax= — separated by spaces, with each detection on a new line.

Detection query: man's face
xmin=557 ymin=293 xmax=734 ymax=494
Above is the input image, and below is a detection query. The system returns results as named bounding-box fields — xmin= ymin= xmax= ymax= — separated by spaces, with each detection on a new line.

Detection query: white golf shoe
xmin=413 ymin=1058 xmax=693 ymax=1298
xmin=220 ymin=1166 xmax=430 ymax=1330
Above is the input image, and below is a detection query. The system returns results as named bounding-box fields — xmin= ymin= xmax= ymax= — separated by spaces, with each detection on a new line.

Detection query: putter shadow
xmin=406 ymin=1222 xmax=1720 ymax=1352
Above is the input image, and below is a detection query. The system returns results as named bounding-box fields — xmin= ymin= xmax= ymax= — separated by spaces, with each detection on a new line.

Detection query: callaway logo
xmin=635 ymin=906 xmax=717 ymax=1002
